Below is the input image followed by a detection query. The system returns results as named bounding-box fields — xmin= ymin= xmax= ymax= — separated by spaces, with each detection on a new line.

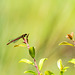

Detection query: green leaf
xmin=19 ymin=59 xmax=34 ymax=65
xmin=59 ymin=41 xmax=74 ymax=46
xmin=29 ymin=47 xmax=35 ymax=58
xmin=57 ymin=59 xmax=63 ymax=71
xmin=57 ymin=59 xmax=69 ymax=72
xmin=69 ymin=59 xmax=75 ymax=64
xmin=45 ymin=71 xmax=54 ymax=75
xmin=39 ymin=58 xmax=48 ymax=71
xmin=24 ymin=70 xmax=37 ymax=75
xmin=14 ymin=44 xmax=25 ymax=47
xmin=63 ymin=67 xmax=69 ymax=72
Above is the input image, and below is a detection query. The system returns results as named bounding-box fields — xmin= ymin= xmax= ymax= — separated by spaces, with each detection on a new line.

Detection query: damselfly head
xmin=22 ymin=34 xmax=27 ymax=37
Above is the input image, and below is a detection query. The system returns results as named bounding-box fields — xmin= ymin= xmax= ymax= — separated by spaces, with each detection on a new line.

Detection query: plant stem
xmin=60 ymin=71 xmax=63 ymax=75
xmin=73 ymin=41 xmax=75 ymax=46
xmin=34 ymin=58 xmax=40 ymax=75
xmin=23 ymin=37 xmax=40 ymax=75
xmin=23 ymin=37 xmax=30 ymax=49
xmin=72 ymin=37 xmax=75 ymax=46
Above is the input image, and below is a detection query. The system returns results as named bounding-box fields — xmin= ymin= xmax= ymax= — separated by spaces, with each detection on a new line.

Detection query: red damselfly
xmin=7 ymin=34 xmax=27 ymax=45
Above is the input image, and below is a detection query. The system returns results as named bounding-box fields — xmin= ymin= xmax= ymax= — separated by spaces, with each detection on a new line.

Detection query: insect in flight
xmin=7 ymin=34 xmax=27 ymax=45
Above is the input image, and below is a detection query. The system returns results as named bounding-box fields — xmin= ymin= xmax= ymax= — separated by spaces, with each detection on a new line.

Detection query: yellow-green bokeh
xmin=0 ymin=0 xmax=75 ymax=75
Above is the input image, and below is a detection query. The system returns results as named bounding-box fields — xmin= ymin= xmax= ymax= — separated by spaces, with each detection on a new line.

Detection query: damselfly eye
xmin=22 ymin=34 xmax=27 ymax=37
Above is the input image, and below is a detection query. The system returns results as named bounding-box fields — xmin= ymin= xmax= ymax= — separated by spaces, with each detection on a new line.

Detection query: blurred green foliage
xmin=1 ymin=0 xmax=75 ymax=75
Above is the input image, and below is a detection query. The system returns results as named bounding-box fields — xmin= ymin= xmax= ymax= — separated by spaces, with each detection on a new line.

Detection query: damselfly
xmin=7 ymin=34 xmax=27 ymax=45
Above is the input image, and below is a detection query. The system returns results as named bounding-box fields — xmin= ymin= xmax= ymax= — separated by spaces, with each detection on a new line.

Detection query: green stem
xmin=60 ymin=71 xmax=63 ymax=75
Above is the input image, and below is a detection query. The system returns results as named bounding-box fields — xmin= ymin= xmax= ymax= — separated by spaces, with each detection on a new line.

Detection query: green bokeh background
xmin=0 ymin=0 xmax=75 ymax=75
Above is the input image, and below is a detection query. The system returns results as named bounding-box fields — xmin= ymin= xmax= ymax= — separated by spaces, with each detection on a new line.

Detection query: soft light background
xmin=0 ymin=0 xmax=75 ymax=75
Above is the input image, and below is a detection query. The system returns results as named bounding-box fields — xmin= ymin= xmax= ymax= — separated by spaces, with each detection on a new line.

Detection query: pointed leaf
xmin=19 ymin=59 xmax=34 ymax=65
xmin=69 ymin=59 xmax=75 ymax=64
xmin=24 ymin=70 xmax=37 ymax=75
xmin=45 ymin=71 xmax=54 ymax=75
xmin=63 ymin=67 xmax=69 ymax=72
xmin=39 ymin=58 xmax=48 ymax=71
xmin=59 ymin=41 xmax=74 ymax=46
xmin=57 ymin=59 xmax=63 ymax=71
xmin=14 ymin=44 xmax=25 ymax=47
xmin=29 ymin=47 xmax=35 ymax=58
